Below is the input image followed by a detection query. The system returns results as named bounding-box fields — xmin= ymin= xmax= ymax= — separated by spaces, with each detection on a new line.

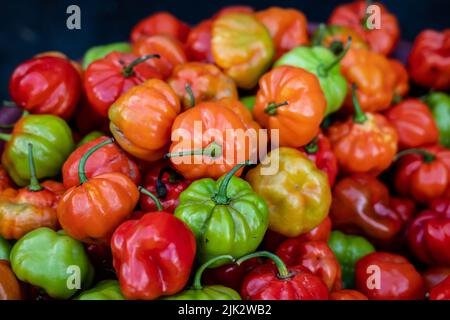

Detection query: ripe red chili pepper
xmin=407 ymin=198 xmax=450 ymax=267
xmin=429 ymin=276 xmax=450 ymax=300
xmin=329 ymin=289 xmax=368 ymax=300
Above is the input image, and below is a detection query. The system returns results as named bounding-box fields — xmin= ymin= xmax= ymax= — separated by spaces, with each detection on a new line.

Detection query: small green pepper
xmin=0 ymin=235 xmax=11 ymax=261
xmin=10 ymin=228 xmax=94 ymax=299
xmin=76 ymin=131 xmax=105 ymax=148
xmin=163 ymin=255 xmax=241 ymax=300
xmin=0 ymin=114 xmax=74 ymax=186
xmin=175 ymin=162 xmax=269 ymax=266
xmin=328 ymin=230 xmax=375 ymax=289
xmin=76 ymin=280 xmax=124 ymax=300
xmin=240 ymin=96 xmax=256 ymax=112
xmin=82 ymin=42 xmax=132 ymax=69
xmin=425 ymin=92 xmax=450 ymax=148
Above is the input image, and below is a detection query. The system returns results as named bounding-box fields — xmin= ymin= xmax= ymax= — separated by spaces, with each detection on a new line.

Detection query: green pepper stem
xmin=0 ymin=133 xmax=11 ymax=141
xmin=304 ymin=137 xmax=319 ymax=154
xmin=351 ymin=83 xmax=368 ymax=124
xmin=78 ymin=138 xmax=114 ymax=184
xmin=317 ymin=36 xmax=352 ymax=77
xmin=27 ymin=143 xmax=43 ymax=192
xmin=122 ymin=54 xmax=160 ymax=77
xmin=236 ymin=251 xmax=291 ymax=279
xmin=192 ymin=255 xmax=235 ymax=290
xmin=185 ymin=83 xmax=195 ymax=108
xmin=312 ymin=23 xmax=327 ymax=46
xmin=329 ymin=40 xmax=344 ymax=55
xmin=138 ymin=186 xmax=163 ymax=211
xmin=212 ymin=161 xmax=250 ymax=205
xmin=164 ymin=141 xmax=222 ymax=159
xmin=264 ymin=101 xmax=289 ymax=115
xmin=394 ymin=148 xmax=436 ymax=163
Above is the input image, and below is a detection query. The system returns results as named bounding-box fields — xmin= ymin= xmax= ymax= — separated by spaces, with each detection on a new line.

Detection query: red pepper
xmin=299 ymin=133 xmax=338 ymax=187
xmin=429 ymin=276 xmax=450 ymax=300
xmin=408 ymin=29 xmax=450 ymax=90
xmin=355 ymin=252 xmax=426 ymax=300
xmin=276 ymin=240 xmax=342 ymax=292
xmin=0 ymin=165 xmax=14 ymax=192
xmin=84 ymin=52 xmax=162 ymax=117
xmin=9 ymin=56 xmax=81 ymax=120
xmin=329 ymin=289 xmax=368 ymax=300
xmin=422 ymin=267 xmax=450 ymax=290
xmin=407 ymin=198 xmax=450 ymax=267
xmin=238 ymin=251 xmax=329 ymax=300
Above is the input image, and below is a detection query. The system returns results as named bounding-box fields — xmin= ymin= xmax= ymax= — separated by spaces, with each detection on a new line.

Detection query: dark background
xmin=0 ymin=0 xmax=449 ymax=98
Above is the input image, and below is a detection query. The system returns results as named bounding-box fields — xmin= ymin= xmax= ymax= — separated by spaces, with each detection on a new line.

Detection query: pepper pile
xmin=0 ymin=1 xmax=450 ymax=301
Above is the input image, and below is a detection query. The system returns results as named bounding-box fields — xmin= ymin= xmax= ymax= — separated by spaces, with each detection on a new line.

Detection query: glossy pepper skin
xmin=407 ymin=199 xmax=450 ymax=267
xmin=329 ymin=289 xmax=368 ymax=300
xmin=130 ymin=11 xmax=190 ymax=43
xmin=175 ymin=163 xmax=269 ymax=265
xmin=394 ymin=146 xmax=450 ymax=204
xmin=82 ymin=42 xmax=132 ymax=69
xmin=246 ymin=148 xmax=331 ymax=237
xmin=274 ymin=43 xmax=348 ymax=116
xmin=1 ymin=114 xmax=75 ymax=187
xmin=276 ymin=239 xmax=342 ymax=292
xmin=425 ymin=92 xmax=450 ymax=148
xmin=327 ymin=231 xmax=375 ymax=289
xmin=312 ymin=24 xmax=368 ymax=52
xmin=330 ymin=174 xmax=406 ymax=242
xmin=212 ymin=13 xmax=274 ymax=89
xmin=62 ymin=136 xmax=140 ymax=188
xmin=299 ymin=132 xmax=338 ymax=187
xmin=168 ymin=62 xmax=238 ymax=110
xmin=140 ymin=166 xmax=191 ymax=213
xmin=0 ymin=261 xmax=22 ymax=300
xmin=9 ymin=56 xmax=81 ymax=120
xmin=57 ymin=139 xmax=140 ymax=245
xmin=76 ymin=280 xmax=124 ymax=300
xmin=422 ymin=267 xmax=450 ymax=290
xmin=255 ymin=7 xmax=309 ymax=59
xmin=355 ymin=252 xmax=425 ymax=300
xmin=328 ymin=1 xmax=400 ymax=56
xmin=111 ymin=211 xmax=196 ymax=300
xmin=84 ymin=51 xmax=162 ymax=117
xmin=408 ymin=30 xmax=450 ymax=90
xmin=253 ymin=66 xmax=326 ymax=147
xmin=109 ymin=79 xmax=181 ymax=162
xmin=10 ymin=227 xmax=94 ymax=299
xmin=133 ymin=34 xmax=187 ymax=79
xmin=385 ymin=98 xmax=439 ymax=150
xmin=429 ymin=276 xmax=450 ymax=300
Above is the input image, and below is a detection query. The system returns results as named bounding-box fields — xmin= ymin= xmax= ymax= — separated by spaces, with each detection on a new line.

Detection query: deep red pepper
xmin=422 ymin=267 xmax=450 ymax=290
xmin=429 ymin=276 xmax=450 ymax=300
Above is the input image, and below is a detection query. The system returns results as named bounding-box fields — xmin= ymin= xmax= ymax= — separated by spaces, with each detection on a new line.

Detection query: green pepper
xmin=0 ymin=115 xmax=74 ymax=186
xmin=163 ymin=255 xmax=241 ymax=300
xmin=76 ymin=280 xmax=124 ymax=300
xmin=240 ymin=96 xmax=256 ymax=112
xmin=273 ymin=40 xmax=350 ymax=116
xmin=425 ymin=92 xmax=450 ymax=148
xmin=10 ymin=228 xmax=94 ymax=299
xmin=76 ymin=131 xmax=105 ymax=148
xmin=328 ymin=230 xmax=375 ymax=289
xmin=174 ymin=162 xmax=269 ymax=266
xmin=0 ymin=235 xmax=11 ymax=261
xmin=82 ymin=42 xmax=132 ymax=69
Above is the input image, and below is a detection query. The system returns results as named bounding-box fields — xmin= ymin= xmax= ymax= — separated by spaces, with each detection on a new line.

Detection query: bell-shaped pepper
xmin=407 ymin=198 xmax=450 ymax=267
xmin=57 ymin=138 xmax=139 ymax=245
xmin=10 ymin=227 xmax=94 ymax=299
xmin=425 ymin=92 xmax=450 ymax=148
xmin=408 ymin=29 xmax=450 ymax=90
xmin=429 ymin=276 xmax=450 ymax=300
xmin=252 ymin=66 xmax=326 ymax=148
xmin=329 ymin=289 xmax=368 ymax=300
xmin=109 ymin=79 xmax=181 ymax=162
xmin=75 ymin=280 xmax=124 ymax=300
xmin=0 ymin=143 xmax=63 ymax=239
xmin=394 ymin=146 xmax=450 ymax=204
xmin=246 ymin=148 xmax=331 ymax=237
xmin=327 ymin=84 xmax=398 ymax=175
xmin=385 ymin=98 xmax=439 ymax=150
xmin=111 ymin=199 xmax=196 ymax=300
xmin=82 ymin=42 xmax=132 ymax=69
xmin=276 ymin=239 xmax=342 ymax=292
xmin=312 ymin=24 xmax=368 ymax=52
xmin=175 ymin=163 xmax=268 ymax=265
xmin=327 ymin=231 xmax=375 ymax=289
xmin=274 ymin=38 xmax=350 ymax=115
xmin=355 ymin=252 xmax=425 ymax=300
xmin=0 ymin=260 xmax=23 ymax=300
xmin=9 ymin=56 xmax=81 ymax=120
xmin=211 ymin=12 xmax=274 ymax=89
xmin=0 ymin=235 xmax=10 ymax=260
xmin=164 ymin=255 xmax=241 ymax=300
xmin=0 ymin=114 xmax=75 ymax=186
xmin=238 ymin=251 xmax=329 ymax=300
xmin=62 ymin=136 xmax=140 ymax=188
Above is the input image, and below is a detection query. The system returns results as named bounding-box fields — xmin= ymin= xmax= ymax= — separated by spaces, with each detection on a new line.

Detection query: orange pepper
xmin=253 ymin=65 xmax=326 ymax=148
xmin=109 ymin=79 xmax=181 ymax=162
xmin=0 ymin=261 xmax=22 ymax=300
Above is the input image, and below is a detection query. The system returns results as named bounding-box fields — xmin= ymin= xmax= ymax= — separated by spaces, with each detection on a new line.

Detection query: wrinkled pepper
xmin=429 ymin=276 xmax=450 ymax=300
xmin=82 ymin=42 xmax=132 ymax=69
xmin=312 ymin=24 xmax=368 ymax=52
